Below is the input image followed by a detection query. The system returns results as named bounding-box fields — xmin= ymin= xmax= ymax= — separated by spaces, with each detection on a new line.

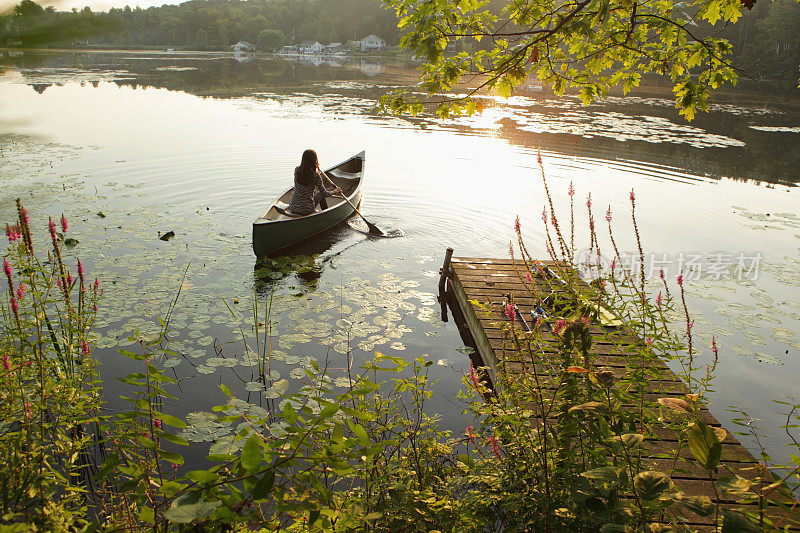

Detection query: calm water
xmin=1 ymin=50 xmax=799 ymax=465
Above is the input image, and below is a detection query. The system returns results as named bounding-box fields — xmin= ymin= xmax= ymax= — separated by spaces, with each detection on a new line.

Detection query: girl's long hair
xmin=296 ymin=149 xmax=319 ymax=187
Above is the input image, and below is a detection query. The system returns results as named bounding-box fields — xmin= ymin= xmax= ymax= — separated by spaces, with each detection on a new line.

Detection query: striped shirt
xmin=288 ymin=167 xmax=333 ymax=215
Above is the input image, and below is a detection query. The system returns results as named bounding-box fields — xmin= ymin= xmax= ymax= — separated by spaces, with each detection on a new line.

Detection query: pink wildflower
xmin=550 ymin=213 xmax=556 ymax=226
xmin=525 ymin=271 xmax=533 ymax=282
xmin=630 ymin=189 xmax=636 ymax=204
xmin=489 ymin=434 xmax=502 ymax=458
xmin=542 ymin=207 xmax=547 ymax=223
xmin=94 ymin=278 xmax=99 ymax=290
xmin=81 ymin=341 xmax=90 ymax=355
xmin=16 ymin=283 xmax=25 ymax=300
xmin=508 ymin=241 xmax=514 ymax=258
xmin=466 ymin=422 xmax=476 ymax=444
xmin=656 ymin=291 xmax=662 ymax=306
xmin=605 ymin=207 xmax=612 ymax=222
xmin=677 ymin=274 xmax=683 ymax=286
xmin=688 ymin=320 xmax=694 ymax=329
xmin=21 ymin=206 xmax=28 ymax=226
xmin=10 ymin=296 xmax=18 ymax=316
xmin=586 ymin=193 xmax=592 ymax=210
xmin=537 ymin=151 xmax=542 ymax=165
xmin=2 ymin=355 xmax=10 ymax=370
xmin=646 ymin=337 xmax=653 ymax=345
xmin=553 ymin=318 xmax=567 ymax=336
xmin=77 ymin=259 xmax=84 ymax=283
xmin=568 ymin=182 xmax=575 ymax=197
xmin=48 ymin=217 xmax=57 ymax=239
xmin=60 ymin=214 xmax=68 ymax=234
xmin=93 ymin=304 xmax=98 ymax=313
xmin=469 ymin=366 xmax=481 ymax=390
xmin=154 ymin=419 xmax=162 ymax=430
xmin=534 ymin=316 xmax=543 ymax=328
xmin=514 ymin=216 xmax=520 ymax=233
xmin=66 ymin=273 xmax=73 ymax=288
xmin=5 ymin=224 xmax=20 ymax=243
xmin=712 ymin=336 xmax=719 ymax=361
xmin=504 ymin=302 xmax=516 ymax=321
xmin=659 ymin=269 xmax=665 ymax=280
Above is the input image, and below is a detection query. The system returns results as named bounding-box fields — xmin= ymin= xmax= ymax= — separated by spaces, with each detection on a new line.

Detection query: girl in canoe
xmin=288 ymin=149 xmax=341 ymax=215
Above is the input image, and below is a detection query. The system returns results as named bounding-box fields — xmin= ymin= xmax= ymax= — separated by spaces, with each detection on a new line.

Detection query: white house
xmin=324 ymin=42 xmax=344 ymax=54
xmin=359 ymin=34 xmax=386 ymax=52
xmin=231 ymin=41 xmax=255 ymax=53
xmin=299 ymin=40 xmax=323 ymax=54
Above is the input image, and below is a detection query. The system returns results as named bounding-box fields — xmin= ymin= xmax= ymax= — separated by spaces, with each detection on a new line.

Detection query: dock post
xmin=438 ymin=247 xmax=454 ymax=297
xmin=438 ymin=247 xmax=454 ymax=321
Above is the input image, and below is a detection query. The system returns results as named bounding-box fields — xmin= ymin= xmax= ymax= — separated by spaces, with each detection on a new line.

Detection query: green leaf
xmin=319 ymin=403 xmax=339 ymax=419
xmin=657 ymin=397 xmax=692 ymax=413
xmin=163 ymin=495 xmax=221 ymax=524
xmin=283 ymin=402 xmax=296 ymax=425
xmin=350 ymin=423 xmax=369 ymax=446
xmin=676 ymin=494 xmax=713 ymax=517
xmin=600 ymin=525 xmax=628 ymax=533
xmin=721 ymin=509 xmax=759 ymax=533
xmin=687 ymin=421 xmax=722 ymax=471
xmin=186 ymin=470 xmax=219 ymax=484
xmin=241 ymin=435 xmax=262 ymax=473
xmin=157 ymin=413 xmax=187 ymax=428
xmin=158 ymin=450 xmax=184 ymax=465
xmin=253 ymin=470 xmax=275 ymax=499
xmin=568 ymin=401 xmax=608 ymax=414
xmin=609 ymin=433 xmax=644 ymax=448
xmin=716 ymin=476 xmax=753 ymax=498
xmin=581 ymin=466 xmax=624 ymax=484
xmin=633 ymin=471 xmax=671 ymax=501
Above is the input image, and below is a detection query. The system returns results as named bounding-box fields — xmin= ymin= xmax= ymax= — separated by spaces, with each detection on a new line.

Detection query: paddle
xmin=319 ymin=168 xmax=384 ymax=236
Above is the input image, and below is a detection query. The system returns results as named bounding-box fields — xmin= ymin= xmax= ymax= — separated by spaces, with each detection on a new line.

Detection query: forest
xmin=0 ymin=0 xmax=402 ymax=52
xmin=0 ymin=0 xmax=798 ymax=81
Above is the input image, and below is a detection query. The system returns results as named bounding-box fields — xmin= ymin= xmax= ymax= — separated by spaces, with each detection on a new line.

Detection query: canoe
xmin=252 ymin=151 xmax=365 ymax=257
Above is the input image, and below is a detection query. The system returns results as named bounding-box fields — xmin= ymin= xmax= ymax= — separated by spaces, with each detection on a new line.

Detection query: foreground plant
xmin=1 ymin=200 xmax=102 ymax=528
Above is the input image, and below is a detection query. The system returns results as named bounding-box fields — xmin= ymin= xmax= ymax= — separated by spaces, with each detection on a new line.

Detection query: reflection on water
xmin=1 ymin=50 xmax=799 ymax=467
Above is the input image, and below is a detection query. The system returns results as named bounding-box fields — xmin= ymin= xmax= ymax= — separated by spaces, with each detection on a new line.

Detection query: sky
xmin=1 ymin=0 xmax=181 ymax=13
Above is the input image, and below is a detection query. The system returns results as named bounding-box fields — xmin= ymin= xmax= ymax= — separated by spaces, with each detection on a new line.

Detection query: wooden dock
xmin=439 ymin=253 xmax=798 ymax=531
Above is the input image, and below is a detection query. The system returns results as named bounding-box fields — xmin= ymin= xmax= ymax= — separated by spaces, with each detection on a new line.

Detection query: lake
xmin=1 ymin=50 xmax=799 ymax=466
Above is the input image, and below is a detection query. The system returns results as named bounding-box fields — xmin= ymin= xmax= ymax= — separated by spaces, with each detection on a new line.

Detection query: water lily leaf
xmin=264 ymin=379 xmax=288 ymax=399
xmin=159 ymin=231 xmax=175 ymax=241
xmin=64 ymin=238 xmax=79 ymax=247
xmin=163 ymin=357 xmax=181 ymax=368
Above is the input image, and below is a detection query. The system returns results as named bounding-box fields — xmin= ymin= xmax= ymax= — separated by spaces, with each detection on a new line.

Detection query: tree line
xmin=1 ymin=0 xmax=798 ymax=82
xmin=0 ymin=0 xmax=401 ymax=52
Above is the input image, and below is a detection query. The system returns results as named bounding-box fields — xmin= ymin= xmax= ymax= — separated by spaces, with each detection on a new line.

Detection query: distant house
xmin=279 ymin=45 xmax=299 ymax=55
xmin=231 ymin=41 xmax=255 ymax=53
xmin=324 ymin=42 xmax=344 ymax=54
xmin=359 ymin=34 xmax=386 ymax=52
xmin=299 ymin=40 xmax=323 ymax=54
